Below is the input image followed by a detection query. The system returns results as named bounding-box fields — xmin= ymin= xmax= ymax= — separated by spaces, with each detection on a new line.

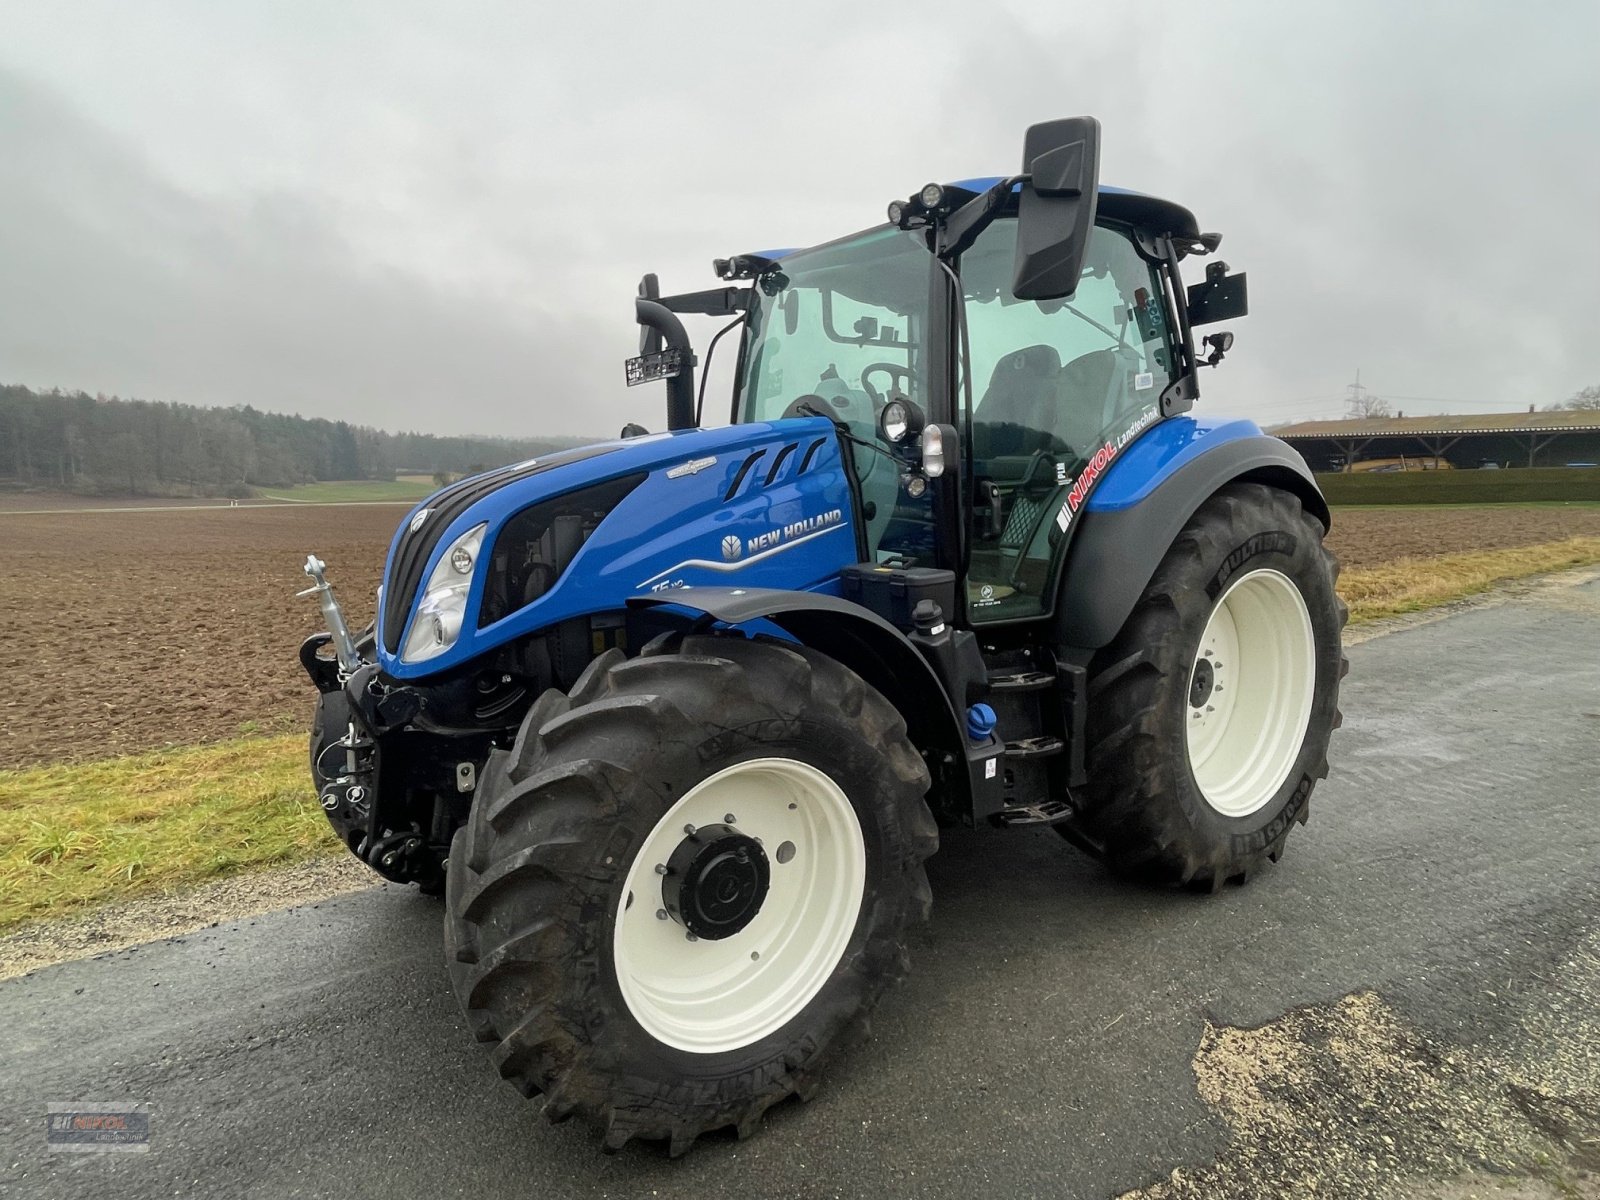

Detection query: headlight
xmin=881 ymin=400 xmax=910 ymax=443
xmin=401 ymin=523 xmax=485 ymax=663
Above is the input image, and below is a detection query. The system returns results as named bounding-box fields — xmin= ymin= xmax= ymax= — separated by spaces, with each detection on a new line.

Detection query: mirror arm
xmin=1157 ymin=235 xmax=1200 ymax=416
xmin=937 ymin=175 xmax=1025 ymax=261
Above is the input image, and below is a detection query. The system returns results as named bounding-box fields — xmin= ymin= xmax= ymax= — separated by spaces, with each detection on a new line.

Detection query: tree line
xmin=1552 ymin=385 xmax=1600 ymax=412
xmin=0 ymin=384 xmax=594 ymax=497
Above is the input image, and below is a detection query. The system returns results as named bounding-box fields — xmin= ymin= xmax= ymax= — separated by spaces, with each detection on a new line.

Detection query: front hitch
xmin=298 ymin=555 xmax=433 ymax=885
xmin=298 ymin=554 xmax=364 ymax=676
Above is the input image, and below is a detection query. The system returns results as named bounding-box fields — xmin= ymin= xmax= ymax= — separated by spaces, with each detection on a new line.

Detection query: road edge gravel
xmin=0 ymin=854 xmax=381 ymax=981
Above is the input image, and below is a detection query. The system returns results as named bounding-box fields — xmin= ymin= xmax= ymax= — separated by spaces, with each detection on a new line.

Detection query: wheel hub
xmin=1189 ymin=656 xmax=1216 ymax=708
xmin=661 ymin=824 xmax=770 ymax=940
xmin=613 ymin=757 xmax=867 ymax=1054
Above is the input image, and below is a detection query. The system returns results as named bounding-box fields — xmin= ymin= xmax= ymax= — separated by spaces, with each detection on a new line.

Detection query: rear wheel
xmin=1072 ymin=483 xmax=1347 ymax=888
xmin=444 ymin=633 xmax=936 ymax=1154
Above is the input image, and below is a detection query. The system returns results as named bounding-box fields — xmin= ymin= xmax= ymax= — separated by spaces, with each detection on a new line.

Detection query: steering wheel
xmin=861 ymin=362 xmax=915 ymax=406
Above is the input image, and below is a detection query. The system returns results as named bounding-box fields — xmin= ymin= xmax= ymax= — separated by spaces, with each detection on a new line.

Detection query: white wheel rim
xmin=1185 ymin=568 xmax=1316 ymax=818
xmin=612 ymin=757 xmax=866 ymax=1054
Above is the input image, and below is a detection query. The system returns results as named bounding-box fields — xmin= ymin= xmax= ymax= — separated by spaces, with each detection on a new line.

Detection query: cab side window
xmin=960 ymin=219 xmax=1175 ymax=623
xmin=963 ymin=220 xmax=1171 ymax=463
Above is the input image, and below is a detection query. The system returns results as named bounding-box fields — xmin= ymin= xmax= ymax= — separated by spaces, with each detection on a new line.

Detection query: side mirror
xmin=1012 ymin=116 xmax=1101 ymax=301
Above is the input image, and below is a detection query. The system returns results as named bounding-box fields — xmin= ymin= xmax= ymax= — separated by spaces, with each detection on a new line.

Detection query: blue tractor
xmin=299 ymin=118 xmax=1345 ymax=1154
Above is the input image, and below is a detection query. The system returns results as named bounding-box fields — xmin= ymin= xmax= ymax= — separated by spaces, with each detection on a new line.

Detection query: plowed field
xmin=4 ymin=501 xmax=1598 ymax=768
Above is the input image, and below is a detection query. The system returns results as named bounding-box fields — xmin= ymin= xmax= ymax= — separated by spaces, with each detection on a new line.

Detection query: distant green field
xmin=257 ymin=479 xmax=436 ymax=504
xmin=1318 ymin=467 xmax=1600 ymax=506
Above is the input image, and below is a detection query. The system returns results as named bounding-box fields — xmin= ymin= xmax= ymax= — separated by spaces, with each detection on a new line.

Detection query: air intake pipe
xmin=634 ymin=298 xmax=698 ymax=431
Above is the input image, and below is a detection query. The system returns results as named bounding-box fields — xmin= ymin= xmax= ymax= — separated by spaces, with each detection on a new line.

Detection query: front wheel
xmin=1072 ymin=482 xmax=1347 ymax=888
xmin=444 ymin=633 xmax=936 ymax=1154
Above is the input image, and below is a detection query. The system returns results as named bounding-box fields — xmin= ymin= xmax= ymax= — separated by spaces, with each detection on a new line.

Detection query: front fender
xmin=1056 ymin=418 xmax=1328 ymax=649
xmin=629 ymin=587 xmax=972 ymax=817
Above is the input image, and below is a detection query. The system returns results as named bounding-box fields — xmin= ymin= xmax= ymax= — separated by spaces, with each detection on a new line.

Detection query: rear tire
xmin=444 ymin=633 xmax=936 ymax=1154
xmin=1071 ymin=483 xmax=1347 ymax=888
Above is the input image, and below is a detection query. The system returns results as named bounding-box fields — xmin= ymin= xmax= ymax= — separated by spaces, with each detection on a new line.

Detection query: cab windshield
xmin=736 ymin=226 xmax=934 ymax=557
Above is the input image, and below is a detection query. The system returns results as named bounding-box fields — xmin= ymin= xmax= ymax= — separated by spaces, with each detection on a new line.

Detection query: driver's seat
xmin=973 ymin=344 xmax=1061 ymax=457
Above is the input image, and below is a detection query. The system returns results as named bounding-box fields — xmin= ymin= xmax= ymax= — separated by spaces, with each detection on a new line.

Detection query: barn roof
xmin=1275 ymin=411 xmax=1600 ymax=438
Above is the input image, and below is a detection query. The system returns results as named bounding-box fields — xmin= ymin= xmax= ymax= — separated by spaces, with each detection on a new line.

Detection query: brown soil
xmin=4 ymin=502 xmax=1599 ymax=770
xmin=1325 ymin=505 xmax=1600 ymax=569
xmin=1 ymin=504 xmax=400 ymax=769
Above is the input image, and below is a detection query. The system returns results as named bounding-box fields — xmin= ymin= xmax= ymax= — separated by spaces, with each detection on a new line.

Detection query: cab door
xmin=958 ymin=218 xmax=1178 ymax=623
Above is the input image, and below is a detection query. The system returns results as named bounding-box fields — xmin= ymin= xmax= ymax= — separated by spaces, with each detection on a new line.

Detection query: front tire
xmin=1073 ymin=483 xmax=1347 ymax=888
xmin=444 ymin=633 xmax=936 ymax=1154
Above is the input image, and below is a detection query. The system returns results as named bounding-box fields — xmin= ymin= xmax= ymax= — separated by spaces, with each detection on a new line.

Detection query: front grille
xmin=381 ymin=443 xmax=617 ymax=653
xmin=477 ymin=473 xmax=646 ymax=629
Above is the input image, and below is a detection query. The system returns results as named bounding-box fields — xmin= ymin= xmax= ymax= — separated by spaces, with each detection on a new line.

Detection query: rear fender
xmin=1056 ymin=419 xmax=1328 ymax=649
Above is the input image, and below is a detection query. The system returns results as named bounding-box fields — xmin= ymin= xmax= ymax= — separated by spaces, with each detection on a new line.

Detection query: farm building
xmin=1273 ymin=410 xmax=1600 ymax=472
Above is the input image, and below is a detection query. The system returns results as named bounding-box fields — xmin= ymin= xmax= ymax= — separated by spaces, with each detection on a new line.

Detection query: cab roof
xmin=949 ymin=178 xmax=1201 ymax=242
xmin=756 ymin=181 xmax=1201 ymax=263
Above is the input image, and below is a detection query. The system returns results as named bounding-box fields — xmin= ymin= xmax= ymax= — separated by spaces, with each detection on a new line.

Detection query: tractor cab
xmin=635 ymin=118 xmax=1250 ymax=630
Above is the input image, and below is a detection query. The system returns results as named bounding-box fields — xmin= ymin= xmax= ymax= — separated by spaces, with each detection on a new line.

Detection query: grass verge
xmin=257 ymin=479 xmax=434 ymax=503
xmin=0 ymin=736 xmax=333 ymax=933
xmin=1338 ymin=536 xmax=1600 ymax=623
xmin=5 ymin=537 xmax=1599 ymax=936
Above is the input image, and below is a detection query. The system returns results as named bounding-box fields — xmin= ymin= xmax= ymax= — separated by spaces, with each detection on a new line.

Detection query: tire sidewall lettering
xmin=1229 ymin=771 xmax=1311 ymax=854
xmin=1205 ymin=529 xmax=1299 ymax=600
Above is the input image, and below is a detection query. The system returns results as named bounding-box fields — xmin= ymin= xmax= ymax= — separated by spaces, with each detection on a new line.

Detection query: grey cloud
xmin=1 ymin=0 xmax=1597 ymax=438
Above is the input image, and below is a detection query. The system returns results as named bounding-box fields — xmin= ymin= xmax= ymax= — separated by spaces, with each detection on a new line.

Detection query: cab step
xmin=988 ymin=669 xmax=1056 ymax=693
xmin=992 ymin=798 xmax=1075 ymax=827
xmin=1004 ymin=735 xmax=1064 ymax=759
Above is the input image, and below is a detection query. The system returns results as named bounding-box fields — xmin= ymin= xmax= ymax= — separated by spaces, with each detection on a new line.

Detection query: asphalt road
xmin=4 ymin=577 xmax=1599 ymax=1199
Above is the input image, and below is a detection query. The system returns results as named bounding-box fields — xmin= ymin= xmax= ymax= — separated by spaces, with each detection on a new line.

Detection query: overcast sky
xmin=2 ymin=1 xmax=1596 ymax=437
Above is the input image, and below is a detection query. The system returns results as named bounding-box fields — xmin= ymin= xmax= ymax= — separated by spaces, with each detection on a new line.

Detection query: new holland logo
xmin=721 ymin=535 xmax=743 ymax=561
xmin=667 ymin=455 xmax=718 ymax=479
xmin=409 ymin=508 xmax=432 ymax=533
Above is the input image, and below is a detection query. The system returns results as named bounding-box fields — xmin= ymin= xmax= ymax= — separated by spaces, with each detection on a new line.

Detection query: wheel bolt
xmin=654 ymin=863 xmax=668 ymax=876
xmin=724 ymin=813 xmax=737 ymax=824
xmin=686 ymin=932 xmax=698 ymax=942
xmin=1206 ymin=705 xmax=1215 ymax=713
xmin=656 ymin=909 xmax=669 ymax=921
xmin=683 ymin=823 xmax=696 ymax=836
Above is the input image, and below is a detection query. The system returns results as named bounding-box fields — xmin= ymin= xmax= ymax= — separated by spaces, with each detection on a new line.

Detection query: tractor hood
xmin=375 ymin=418 xmax=859 ymax=680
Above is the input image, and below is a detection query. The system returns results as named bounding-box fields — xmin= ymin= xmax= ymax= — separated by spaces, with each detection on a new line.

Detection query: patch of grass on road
xmin=258 ymin=479 xmax=434 ymax=504
xmin=1340 ymin=536 xmax=1600 ymax=623
xmin=0 ymin=736 xmax=335 ymax=933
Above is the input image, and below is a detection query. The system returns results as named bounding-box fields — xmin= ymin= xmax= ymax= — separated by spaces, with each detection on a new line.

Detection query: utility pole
xmin=1344 ymin=369 xmax=1369 ymax=420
